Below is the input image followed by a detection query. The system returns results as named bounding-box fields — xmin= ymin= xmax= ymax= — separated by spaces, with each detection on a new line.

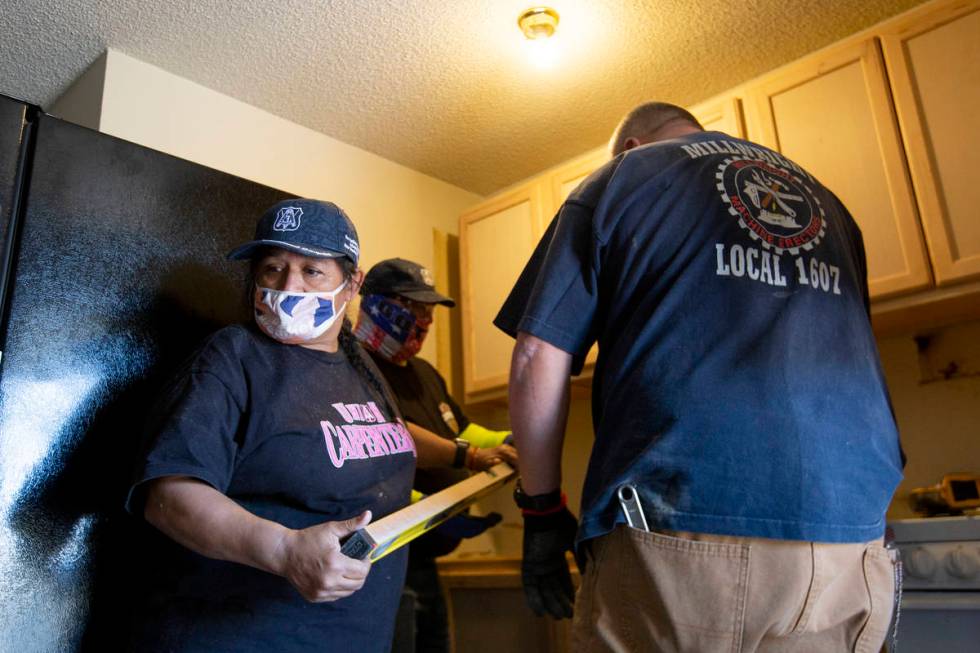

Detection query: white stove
xmin=891 ymin=515 xmax=980 ymax=590
xmin=887 ymin=514 xmax=980 ymax=652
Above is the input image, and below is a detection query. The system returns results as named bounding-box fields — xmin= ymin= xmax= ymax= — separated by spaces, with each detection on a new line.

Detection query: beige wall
xmin=879 ymin=321 xmax=980 ymax=519
xmin=51 ymin=49 xmax=482 ymax=361
xmin=49 ymin=52 xmax=106 ymax=131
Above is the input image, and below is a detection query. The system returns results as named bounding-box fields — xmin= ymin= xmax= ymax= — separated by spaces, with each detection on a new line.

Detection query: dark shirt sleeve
xmin=493 ymin=201 xmax=600 ymax=374
xmin=126 ymin=368 xmax=244 ymax=514
xmin=436 ymin=368 xmax=471 ymax=432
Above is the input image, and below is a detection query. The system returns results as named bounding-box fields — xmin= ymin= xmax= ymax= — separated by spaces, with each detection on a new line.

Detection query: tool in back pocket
xmin=617 ymin=483 xmax=650 ymax=531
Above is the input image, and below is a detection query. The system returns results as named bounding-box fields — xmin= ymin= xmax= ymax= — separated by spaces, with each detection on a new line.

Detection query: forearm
xmin=508 ymin=332 xmax=572 ymax=495
xmin=144 ymin=476 xmax=289 ymax=576
xmin=406 ymin=421 xmax=457 ymax=468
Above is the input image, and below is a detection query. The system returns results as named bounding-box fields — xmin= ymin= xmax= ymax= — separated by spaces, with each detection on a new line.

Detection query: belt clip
xmin=617 ymin=484 xmax=649 ymax=532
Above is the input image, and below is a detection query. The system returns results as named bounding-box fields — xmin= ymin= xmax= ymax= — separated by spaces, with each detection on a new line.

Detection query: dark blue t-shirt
xmin=495 ymin=131 xmax=903 ymax=544
xmin=127 ymin=324 xmax=416 ymax=652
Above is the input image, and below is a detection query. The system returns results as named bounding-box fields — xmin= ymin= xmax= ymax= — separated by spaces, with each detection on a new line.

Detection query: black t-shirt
xmin=368 ymin=353 xmax=471 ymax=495
xmin=495 ymin=132 xmax=903 ymax=544
xmin=127 ymin=324 xmax=415 ymax=653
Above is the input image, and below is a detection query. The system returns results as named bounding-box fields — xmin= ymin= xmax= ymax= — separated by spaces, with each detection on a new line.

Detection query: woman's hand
xmin=144 ymin=477 xmax=374 ymax=604
xmin=277 ymin=511 xmax=373 ymax=602
xmin=468 ymin=443 xmax=518 ymax=471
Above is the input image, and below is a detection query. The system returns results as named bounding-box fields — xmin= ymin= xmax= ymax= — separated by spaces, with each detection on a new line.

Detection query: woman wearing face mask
xmin=355 ymin=259 xmax=517 ymax=653
xmin=125 ymin=199 xmax=498 ymax=653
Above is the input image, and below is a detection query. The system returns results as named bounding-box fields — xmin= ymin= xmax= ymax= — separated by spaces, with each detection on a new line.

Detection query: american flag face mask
xmin=254 ymin=281 xmax=348 ymax=344
xmin=354 ymin=294 xmax=431 ymax=364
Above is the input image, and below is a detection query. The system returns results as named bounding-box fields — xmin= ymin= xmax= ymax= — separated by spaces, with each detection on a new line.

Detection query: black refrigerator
xmin=0 ymin=93 xmax=290 ymax=650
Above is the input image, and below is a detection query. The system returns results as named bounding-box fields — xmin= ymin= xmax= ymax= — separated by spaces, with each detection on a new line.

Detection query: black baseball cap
xmin=361 ymin=258 xmax=455 ymax=307
xmin=227 ymin=198 xmax=360 ymax=264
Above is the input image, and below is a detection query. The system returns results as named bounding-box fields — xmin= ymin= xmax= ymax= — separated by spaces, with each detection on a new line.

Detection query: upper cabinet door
xmin=690 ymin=96 xmax=747 ymax=139
xmin=880 ymin=0 xmax=980 ymax=286
xmin=746 ymin=38 xmax=932 ymax=300
xmin=459 ymin=183 xmax=544 ymax=402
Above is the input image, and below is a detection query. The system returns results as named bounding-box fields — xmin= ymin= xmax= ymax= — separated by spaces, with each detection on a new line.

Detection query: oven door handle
xmin=902 ymin=592 xmax=980 ymax=611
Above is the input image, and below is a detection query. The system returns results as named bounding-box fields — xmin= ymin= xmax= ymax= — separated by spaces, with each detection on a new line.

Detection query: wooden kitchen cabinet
xmin=690 ymin=95 xmax=747 ymax=139
xmin=438 ymin=557 xmax=579 ymax=653
xmin=459 ymin=150 xmax=610 ymax=404
xmin=880 ymin=0 xmax=980 ymax=286
xmin=746 ymin=37 xmax=932 ymax=300
xmin=459 ymin=182 xmax=545 ymax=403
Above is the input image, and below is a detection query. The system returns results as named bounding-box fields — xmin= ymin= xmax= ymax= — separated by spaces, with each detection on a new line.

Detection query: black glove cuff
xmin=523 ymin=505 xmax=577 ymax=533
xmin=513 ymin=479 xmax=564 ymax=513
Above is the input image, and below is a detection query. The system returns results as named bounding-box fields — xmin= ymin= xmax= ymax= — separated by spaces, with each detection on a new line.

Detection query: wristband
xmin=521 ymin=493 xmax=567 ymax=517
xmin=513 ymin=479 xmax=566 ymax=515
xmin=452 ymin=438 xmax=470 ymax=469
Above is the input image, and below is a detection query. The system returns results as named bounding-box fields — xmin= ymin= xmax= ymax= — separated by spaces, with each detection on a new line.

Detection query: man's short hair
xmin=609 ymin=102 xmax=703 ymax=156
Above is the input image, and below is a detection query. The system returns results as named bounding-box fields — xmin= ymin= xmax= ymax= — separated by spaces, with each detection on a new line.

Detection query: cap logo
xmin=420 ymin=267 xmax=434 ymax=286
xmin=273 ymin=206 xmax=303 ymax=232
xmin=344 ymin=234 xmax=360 ymax=258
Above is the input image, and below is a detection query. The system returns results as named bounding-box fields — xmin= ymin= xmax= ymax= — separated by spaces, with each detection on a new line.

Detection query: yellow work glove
xmin=460 ymin=422 xmax=512 ymax=448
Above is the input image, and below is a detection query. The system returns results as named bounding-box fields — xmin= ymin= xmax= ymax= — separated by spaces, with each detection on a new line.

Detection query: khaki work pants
xmin=571 ymin=525 xmax=896 ymax=653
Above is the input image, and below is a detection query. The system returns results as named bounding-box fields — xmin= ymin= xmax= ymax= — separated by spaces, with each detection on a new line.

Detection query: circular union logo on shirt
xmin=716 ymin=157 xmax=825 ymax=255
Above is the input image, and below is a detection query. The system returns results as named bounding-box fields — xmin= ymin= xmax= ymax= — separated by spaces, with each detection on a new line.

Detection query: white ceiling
xmin=0 ymin=0 xmax=926 ymax=195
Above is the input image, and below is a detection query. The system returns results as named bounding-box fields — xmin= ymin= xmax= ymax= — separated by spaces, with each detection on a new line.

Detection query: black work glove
xmin=521 ymin=506 xmax=579 ymax=619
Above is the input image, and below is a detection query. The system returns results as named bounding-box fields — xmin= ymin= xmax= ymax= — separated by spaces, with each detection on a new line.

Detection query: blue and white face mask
xmin=254 ymin=281 xmax=348 ymax=343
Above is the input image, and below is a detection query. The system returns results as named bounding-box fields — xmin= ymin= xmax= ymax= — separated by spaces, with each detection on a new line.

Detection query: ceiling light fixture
xmin=518 ymin=7 xmax=560 ymax=40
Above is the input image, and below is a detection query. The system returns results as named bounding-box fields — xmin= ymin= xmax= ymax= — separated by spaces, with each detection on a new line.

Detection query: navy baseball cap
xmin=227 ymin=198 xmax=360 ymax=264
xmin=361 ymin=258 xmax=455 ymax=307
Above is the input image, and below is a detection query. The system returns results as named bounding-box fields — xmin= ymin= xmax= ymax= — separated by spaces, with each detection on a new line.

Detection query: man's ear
xmin=623 ymin=136 xmax=644 ymax=152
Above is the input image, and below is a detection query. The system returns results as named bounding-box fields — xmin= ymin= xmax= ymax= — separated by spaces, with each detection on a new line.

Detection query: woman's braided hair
xmin=246 ymin=249 xmax=402 ymax=422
